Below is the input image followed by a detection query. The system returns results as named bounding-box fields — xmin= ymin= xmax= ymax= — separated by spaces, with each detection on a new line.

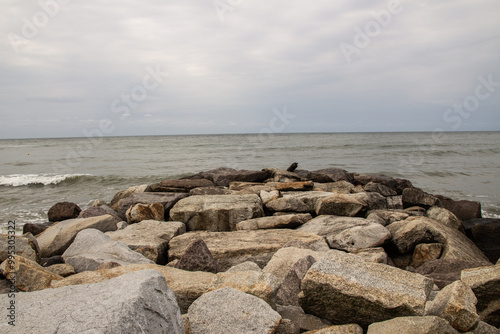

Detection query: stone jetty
xmin=1 ymin=166 xmax=499 ymax=333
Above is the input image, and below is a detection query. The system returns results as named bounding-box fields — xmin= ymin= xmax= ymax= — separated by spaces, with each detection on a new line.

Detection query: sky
xmin=1 ymin=0 xmax=500 ymax=139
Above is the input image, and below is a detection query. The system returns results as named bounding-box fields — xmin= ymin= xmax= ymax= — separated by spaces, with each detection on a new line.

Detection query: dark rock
xmin=436 ymin=195 xmax=482 ymax=221
xmin=263 ymin=168 xmax=304 ymax=182
xmin=47 ymin=202 xmax=81 ymax=222
xmin=78 ymin=206 xmax=119 ymax=220
xmin=175 ymin=238 xmax=218 ymax=273
xmin=403 ymin=188 xmax=438 ymax=208
xmin=415 ymin=259 xmax=485 ymax=289
xmin=286 ymin=162 xmax=298 ymax=172
xmin=41 ymin=255 xmax=64 ymax=267
xmin=353 ymin=174 xmax=413 ymax=195
xmin=308 ymin=168 xmax=354 ymax=183
xmin=462 ymin=218 xmax=500 ymax=263
xmin=185 ymin=167 xmax=271 ymax=187
xmin=364 ymin=182 xmax=397 ymax=196
xmin=116 ymin=192 xmax=188 ymax=221
xmin=146 ymin=179 xmax=214 ymax=192
xmin=276 ymin=255 xmax=316 ymax=306
xmin=23 ymin=222 xmax=52 ymax=236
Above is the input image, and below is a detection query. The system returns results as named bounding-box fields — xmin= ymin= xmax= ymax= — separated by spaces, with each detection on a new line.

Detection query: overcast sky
xmin=1 ymin=0 xmax=499 ymax=139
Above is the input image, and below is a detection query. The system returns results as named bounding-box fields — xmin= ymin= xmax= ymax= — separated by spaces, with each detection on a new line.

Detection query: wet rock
xmin=0 ymin=255 xmax=63 ymax=291
xmin=307 ymin=168 xmax=354 ymax=183
xmin=175 ymin=238 xmax=218 ymax=273
xmin=352 ymin=192 xmax=388 ymax=211
xmin=264 ymin=168 xmax=304 ymax=182
xmin=78 ymin=205 xmax=120 ymax=221
xmin=170 ymin=194 xmax=264 ymax=231
xmin=236 ymin=214 xmax=311 ymax=230
xmin=462 ymin=218 xmax=500 ymax=263
xmin=353 ymin=174 xmax=413 ymax=195
xmin=47 ymin=201 xmax=81 ymax=222
xmin=367 ymin=316 xmax=460 ymax=334
xmin=126 ymin=202 xmax=165 ymax=224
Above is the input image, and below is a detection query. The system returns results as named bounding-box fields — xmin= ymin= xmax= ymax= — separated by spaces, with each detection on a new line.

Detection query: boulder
xmin=425 ymin=280 xmax=479 ymax=331
xmin=0 ymin=269 xmax=184 ymax=333
xmin=45 ymin=263 xmax=75 ymax=277
xmin=0 ymin=233 xmax=40 ymax=263
xmin=364 ymin=181 xmax=397 ymax=196
xmin=106 ymin=220 xmax=185 ymax=264
xmin=277 ymin=305 xmax=332 ymax=332
xmin=461 ymin=265 xmax=500 ymax=327
xmin=415 ymin=259 xmax=486 ymax=289
xmin=47 ymin=201 xmax=81 ymax=222
xmin=175 ymin=238 xmax=218 ymax=273
xmin=410 ymin=243 xmax=443 ymax=268
xmin=367 ymin=316 xmax=460 ymax=334
xmin=366 ymin=210 xmax=410 ymax=226
xmin=264 ymin=167 xmax=303 ymax=182
xmin=462 ymin=218 xmax=500 ymax=263
xmin=402 ymin=188 xmax=438 ymax=208
xmin=125 ymin=202 xmax=165 ymax=224
xmin=170 ymin=194 xmax=264 ymax=231
xmin=387 ymin=217 xmax=492 ymax=265
xmin=266 ymin=197 xmax=310 ymax=213
xmin=36 ymin=214 xmax=118 ymax=258
xmin=186 ymin=167 xmax=271 ymax=186
xmin=146 ymin=178 xmax=214 ymax=192
xmin=306 ymin=168 xmax=354 ymax=183
xmin=110 ymin=184 xmax=148 ymax=210
xmin=78 ymin=205 xmax=121 ymax=222
xmin=387 ymin=195 xmax=404 ymax=209
xmin=189 ymin=186 xmax=233 ymax=195
xmin=276 ymin=181 xmax=314 ymax=191
xmin=187 ymin=287 xmax=282 ymax=334
xmin=315 ymin=194 xmax=367 ymax=216
xmin=465 ymin=321 xmax=500 ymax=334
xmin=313 ymin=181 xmax=355 ymax=194
xmin=22 ymin=221 xmax=52 ymax=236
xmin=169 ymin=230 xmax=329 ymax=271
xmin=227 ymin=261 xmax=262 ymax=273
xmin=0 ymin=255 xmax=63 ymax=291
xmin=297 ymin=216 xmax=391 ymax=252
xmin=351 ymin=247 xmax=389 ymax=264
xmin=436 ymin=195 xmax=482 ymax=221
xmin=116 ymin=192 xmax=188 ymax=221
xmin=299 ymin=250 xmax=434 ymax=327
xmin=236 ymin=214 xmax=311 ymax=230
xmin=62 ymin=229 xmax=154 ymax=272
xmin=260 ymin=189 xmax=280 ymax=204
xmin=352 ymin=192 xmax=388 ymax=211
xmin=275 ymin=255 xmax=317 ymax=306
xmin=427 ymin=206 xmax=462 ymax=231
xmin=302 ymin=324 xmax=364 ymax=333
xmin=282 ymin=191 xmax=334 ymax=212
xmin=353 ymin=174 xmax=413 ymax=194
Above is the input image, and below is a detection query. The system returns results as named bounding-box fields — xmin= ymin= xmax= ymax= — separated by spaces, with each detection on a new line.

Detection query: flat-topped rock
xmin=186 ymin=167 xmax=271 ymax=187
xmin=116 ymin=192 xmax=188 ymax=221
xmin=236 ymin=214 xmax=311 ymax=230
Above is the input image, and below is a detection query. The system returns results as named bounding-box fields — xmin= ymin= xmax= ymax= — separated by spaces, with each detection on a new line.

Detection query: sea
xmin=1 ymin=132 xmax=499 ymax=233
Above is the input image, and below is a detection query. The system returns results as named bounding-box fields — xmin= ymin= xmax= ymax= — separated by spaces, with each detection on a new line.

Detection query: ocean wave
xmin=0 ymin=174 xmax=92 ymax=187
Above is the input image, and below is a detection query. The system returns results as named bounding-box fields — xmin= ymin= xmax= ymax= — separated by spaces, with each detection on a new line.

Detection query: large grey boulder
xmin=297 ymin=215 xmax=391 ymax=251
xmin=36 ymin=214 xmax=118 ymax=258
xmin=367 ymin=316 xmax=460 ymax=334
xmin=170 ymin=194 xmax=264 ymax=231
xmin=300 ymin=250 xmax=434 ymax=327
xmin=0 ymin=233 xmax=40 ymax=263
xmin=169 ymin=230 xmax=329 ymax=271
xmin=106 ymin=220 xmax=185 ymax=264
xmin=0 ymin=269 xmax=184 ymax=333
xmin=62 ymin=229 xmax=154 ymax=272
xmin=187 ymin=287 xmax=282 ymax=334
xmin=116 ymin=192 xmax=188 ymax=221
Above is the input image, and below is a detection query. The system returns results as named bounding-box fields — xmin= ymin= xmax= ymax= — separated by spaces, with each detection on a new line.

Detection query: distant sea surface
xmin=1 ymin=132 xmax=499 ymax=231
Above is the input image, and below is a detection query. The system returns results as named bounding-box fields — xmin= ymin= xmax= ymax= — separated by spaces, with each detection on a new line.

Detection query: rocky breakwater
xmin=1 ymin=165 xmax=499 ymax=333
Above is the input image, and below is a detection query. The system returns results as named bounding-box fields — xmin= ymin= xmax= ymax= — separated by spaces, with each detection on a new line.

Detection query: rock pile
xmin=1 ymin=166 xmax=499 ymax=333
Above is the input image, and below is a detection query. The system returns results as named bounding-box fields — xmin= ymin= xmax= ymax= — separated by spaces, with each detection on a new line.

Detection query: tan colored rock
xmin=170 ymin=194 xmax=264 ymax=231
xmin=277 ymin=305 xmax=332 ymax=332
xmin=263 ymin=247 xmax=325 ymax=284
xmin=36 ymin=214 xmax=118 ymax=258
xmin=427 ymin=206 xmax=462 ymax=230
xmin=276 ymin=181 xmax=314 ymax=191
xmin=315 ymin=194 xmax=367 ymax=216
xmin=110 ymin=184 xmax=148 ymax=210
xmin=125 ymin=202 xmax=164 ymax=224
xmin=260 ymin=189 xmax=280 ymax=204
xmin=313 ymin=181 xmax=355 ymax=194
xmin=146 ymin=179 xmax=214 ymax=192
xmin=303 ymin=324 xmax=364 ymax=334
xmin=169 ymin=229 xmax=329 ymax=271
xmin=411 ymin=243 xmax=443 ymax=268
xmin=282 ymin=191 xmax=334 ymax=212
xmin=0 ymin=233 xmax=40 ymax=263
xmin=106 ymin=220 xmax=185 ymax=264
xmin=351 ymin=247 xmax=388 ymax=264
xmin=266 ymin=197 xmax=310 ymax=213
xmin=236 ymin=214 xmax=311 ymax=230
xmin=46 ymin=263 xmax=75 ymax=277
xmin=367 ymin=316 xmax=460 ymax=334
xmin=0 ymin=255 xmax=62 ymax=291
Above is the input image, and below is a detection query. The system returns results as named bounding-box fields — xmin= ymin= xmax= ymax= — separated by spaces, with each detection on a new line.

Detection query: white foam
xmin=0 ymin=174 xmax=91 ymax=187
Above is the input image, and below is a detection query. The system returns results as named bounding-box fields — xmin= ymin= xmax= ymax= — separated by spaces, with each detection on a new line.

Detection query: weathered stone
xmin=170 ymin=194 xmax=264 ymax=231
xmin=351 ymin=247 xmax=389 ymax=264
xmin=266 ymin=197 xmax=310 ymax=213
xmin=352 ymin=191 xmax=388 ymax=211
xmin=387 ymin=195 xmax=404 ymax=209
xmin=175 ymin=238 xmax=218 ymax=273
xmin=125 ymin=202 xmax=165 ymax=224
xmin=36 ymin=214 xmax=118 ymax=258
xmin=22 ymin=221 xmax=52 ymax=236
xmin=0 ymin=233 xmax=40 ymax=263
xmin=40 ymin=255 xmax=64 ymax=267
xmin=366 ymin=209 xmax=410 ymax=226
xmin=106 ymin=220 xmax=185 ymax=264
xmin=427 ymin=206 xmax=462 ymax=230
xmin=263 ymin=247 xmax=325 ymax=284
xmin=410 ymin=243 xmax=443 ymax=268
xmin=465 ymin=321 xmax=500 ymax=334
xmin=276 ymin=255 xmax=316 ymax=306
xmin=95 ymin=261 xmax=121 ymax=270
xmin=186 ymin=167 xmax=271 ymax=186
xmin=116 ymin=192 xmax=188 ymax=221
xmin=189 ymin=186 xmax=233 ymax=196
xmin=260 ymin=189 xmax=280 ymax=204
xmin=110 ymin=184 xmax=148 ymax=210
xmin=187 ymin=287 xmax=281 ymax=334
xmin=277 ymin=305 xmax=332 ymax=332
xmin=354 ymin=174 xmax=413 ymax=194
xmin=276 ymin=318 xmax=300 ymax=334
xmin=315 ymin=194 xmax=367 ymax=216
xmin=210 ymin=270 xmax=280 ymax=307
xmin=313 ymin=181 xmax=355 ymax=194
xmin=226 ymin=261 xmax=262 ymax=273
xmin=403 ymin=188 xmax=438 ymax=208
xmin=236 ymin=214 xmax=311 ymax=230
xmin=47 ymin=201 xmax=81 ymax=222
xmin=277 ymin=181 xmax=314 ymax=191
xmin=169 ymin=230 xmax=329 ymax=271
xmin=364 ymin=181 xmax=397 ymax=196
xmin=229 ymin=181 xmax=266 ymax=191
xmin=307 ymin=168 xmax=354 ymax=183
xmin=367 ymin=316 xmax=460 ymax=334
xmin=46 ymin=263 xmax=75 ymax=277
xmin=302 ymin=324 xmax=364 ymax=334
xmin=0 ymin=269 xmax=184 ymax=333
xmin=425 ymin=280 xmax=479 ymax=331
xmin=463 ymin=218 xmax=500 ymax=263
xmin=62 ymin=229 xmax=154 ymax=272
xmin=0 ymin=255 xmax=62 ymax=291
xmin=388 ymin=217 xmax=492 ymax=265
xmin=78 ymin=205 xmax=121 ymax=222
xmin=462 ymin=265 xmax=500 ymax=327
xmin=297 ymin=215 xmax=391 ymax=252
xmin=146 ymin=178 xmax=215 ymax=192
xmin=415 ymin=259 xmax=485 ymax=289
xmin=300 ymin=250 xmax=434 ymax=327
xmin=436 ymin=195 xmax=482 ymax=221
xmin=281 ymin=191 xmax=334 ymax=212
xmin=264 ymin=167 xmax=304 ymax=182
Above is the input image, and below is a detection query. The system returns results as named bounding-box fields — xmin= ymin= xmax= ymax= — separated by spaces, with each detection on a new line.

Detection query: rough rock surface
xmin=116 ymin=192 xmax=188 ymax=221
xmin=0 ymin=255 xmax=63 ymax=291
xmin=169 ymin=229 xmax=329 ymax=271
xmin=187 ymin=287 xmax=282 ymax=334
xmin=367 ymin=316 xmax=460 ymax=334
xmin=110 ymin=184 xmax=148 ymax=210
xmin=462 ymin=218 xmax=500 ymax=263
xmin=0 ymin=233 xmax=40 ymax=263
xmin=36 ymin=214 xmax=119 ymax=258
xmin=277 ymin=305 xmax=332 ymax=332
xmin=415 ymin=259 xmax=486 ymax=289
xmin=315 ymin=194 xmax=367 ymax=216
xmin=106 ymin=220 xmax=185 ymax=264
xmin=170 ymin=194 xmax=264 ymax=231
xmin=47 ymin=201 xmax=81 ymax=222
xmin=186 ymin=167 xmax=271 ymax=186
xmin=62 ymin=229 xmax=154 ymax=272
xmin=300 ymin=250 xmax=434 ymax=327
xmin=125 ymin=202 xmax=165 ymax=224
xmin=22 ymin=221 xmax=52 ymax=236
xmin=46 ymin=263 xmax=75 ymax=277
xmin=436 ymin=196 xmax=482 ymax=221
xmin=266 ymin=196 xmax=311 ymax=213
xmin=0 ymin=269 xmax=184 ymax=333
xmin=402 ymin=188 xmax=438 ymax=208
xmin=236 ymin=214 xmax=311 ymax=230
xmin=411 ymin=243 xmax=443 ymax=268
xmin=427 ymin=206 xmax=462 ymax=230
xmin=146 ymin=178 xmax=215 ymax=192
xmin=175 ymin=238 xmax=218 ymax=273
